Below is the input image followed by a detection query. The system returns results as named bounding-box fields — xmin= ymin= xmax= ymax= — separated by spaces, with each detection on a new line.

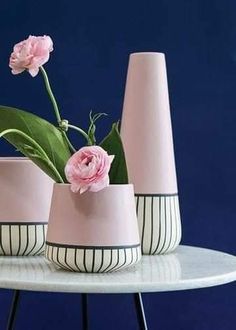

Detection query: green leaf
xmin=0 ymin=106 xmax=71 ymax=182
xmin=0 ymin=129 xmax=64 ymax=182
xmin=100 ymin=122 xmax=129 ymax=184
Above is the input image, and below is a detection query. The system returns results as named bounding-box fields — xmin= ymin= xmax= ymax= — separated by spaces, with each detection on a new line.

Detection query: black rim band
xmin=0 ymin=222 xmax=47 ymax=225
xmin=46 ymin=241 xmax=140 ymax=250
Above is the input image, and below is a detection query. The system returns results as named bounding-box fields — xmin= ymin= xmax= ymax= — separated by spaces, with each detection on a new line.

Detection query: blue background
xmin=0 ymin=0 xmax=236 ymax=329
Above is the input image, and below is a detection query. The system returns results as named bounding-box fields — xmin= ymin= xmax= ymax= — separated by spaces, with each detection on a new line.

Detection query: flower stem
xmin=40 ymin=66 xmax=61 ymax=123
xmin=40 ymin=66 xmax=77 ymax=152
xmin=39 ymin=66 xmax=92 ymax=149
xmin=67 ymin=124 xmax=92 ymax=145
xmin=62 ymin=132 xmax=76 ymax=153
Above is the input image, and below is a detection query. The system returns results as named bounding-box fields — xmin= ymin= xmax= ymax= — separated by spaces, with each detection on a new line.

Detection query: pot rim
xmin=53 ymin=183 xmax=133 ymax=189
xmin=0 ymin=157 xmax=28 ymax=162
xmin=130 ymin=51 xmax=164 ymax=57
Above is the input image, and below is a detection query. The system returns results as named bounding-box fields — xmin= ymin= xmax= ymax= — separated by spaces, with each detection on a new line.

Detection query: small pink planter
xmin=45 ymin=184 xmax=141 ymax=273
xmin=0 ymin=157 xmax=53 ymax=256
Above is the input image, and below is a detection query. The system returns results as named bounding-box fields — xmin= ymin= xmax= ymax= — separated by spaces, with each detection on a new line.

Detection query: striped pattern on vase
xmin=45 ymin=242 xmax=141 ymax=273
xmin=0 ymin=222 xmax=47 ymax=256
xmin=136 ymin=194 xmax=181 ymax=255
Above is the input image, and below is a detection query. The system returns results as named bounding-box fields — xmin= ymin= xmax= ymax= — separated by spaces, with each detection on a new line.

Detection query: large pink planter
xmin=121 ymin=52 xmax=182 ymax=255
xmin=0 ymin=157 xmax=53 ymax=256
xmin=45 ymin=184 xmax=141 ymax=273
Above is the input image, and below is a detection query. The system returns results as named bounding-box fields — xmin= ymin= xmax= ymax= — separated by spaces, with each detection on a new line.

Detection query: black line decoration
xmin=45 ymin=242 xmax=141 ymax=273
xmin=0 ymin=223 xmax=47 ymax=256
xmin=135 ymin=194 xmax=182 ymax=255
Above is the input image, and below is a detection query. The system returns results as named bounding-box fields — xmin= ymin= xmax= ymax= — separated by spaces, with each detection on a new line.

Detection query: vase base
xmin=45 ymin=242 xmax=141 ymax=273
xmin=0 ymin=222 xmax=47 ymax=256
xmin=135 ymin=194 xmax=182 ymax=255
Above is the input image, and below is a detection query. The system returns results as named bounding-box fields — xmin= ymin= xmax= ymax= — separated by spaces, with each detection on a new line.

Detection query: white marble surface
xmin=0 ymin=245 xmax=235 ymax=293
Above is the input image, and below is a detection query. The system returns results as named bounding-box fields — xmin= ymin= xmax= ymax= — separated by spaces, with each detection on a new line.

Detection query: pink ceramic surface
xmin=0 ymin=157 xmax=53 ymax=222
xmin=121 ymin=52 xmax=178 ymax=194
xmin=47 ymin=184 xmax=140 ymax=246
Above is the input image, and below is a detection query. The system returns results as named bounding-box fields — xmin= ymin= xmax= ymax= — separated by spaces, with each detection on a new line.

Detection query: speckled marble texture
xmin=0 ymin=245 xmax=235 ymax=293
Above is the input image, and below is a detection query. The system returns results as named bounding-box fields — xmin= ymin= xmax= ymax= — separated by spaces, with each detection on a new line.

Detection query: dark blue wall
xmin=0 ymin=0 xmax=236 ymax=329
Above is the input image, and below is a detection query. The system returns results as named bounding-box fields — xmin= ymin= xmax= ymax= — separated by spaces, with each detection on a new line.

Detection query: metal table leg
xmin=81 ymin=294 xmax=89 ymax=330
xmin=7 ymin=290 xmax=20 ymax=330
xmin=134 ymin=293 xmax=148 ymax=330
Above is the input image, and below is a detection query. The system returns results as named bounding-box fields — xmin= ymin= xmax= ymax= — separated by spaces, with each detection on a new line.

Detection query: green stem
xmin=67 ymin=124 xmax=93 ymax=145
xmin=39 ymin=66 xmax=61 ymax=123
xmin=62 ymin=131 xmax=76 ymax=153
xmin=40 ymin=66 xmax=77 ymax=152
xmin=0 ymin=129 xmax=64 ymax=183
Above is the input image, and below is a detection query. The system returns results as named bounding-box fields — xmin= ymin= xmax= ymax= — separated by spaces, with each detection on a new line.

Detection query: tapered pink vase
xmin=45 ymin=184 xmax=141 ymax=273
xmin=121 ymin=52 xmax=182 ymax=255
xmin=0 ymin=157 xmax=53 ymax=256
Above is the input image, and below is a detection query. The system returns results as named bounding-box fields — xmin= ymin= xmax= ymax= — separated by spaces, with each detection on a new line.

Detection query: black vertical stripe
xmin=172 ymin=197 xmax=179 ymax=250
xmin=108 ymin=250 xmax=120 ymax=272
xmin=45 ymin=245 xmax=48 ymax=258
xmin=135 ymin=247 xmax=139 ymax=263
xmin=169 ymin=197 xmax=177 ymax=252
xmin=91 ymin=249 xmax=96 ymax=273
xmin=50 ymin=246 xmax=53 ymax=261
xmin=161 ymin=197 xmax=170 ymax=254
xmin=74 ymin=249 xmax=82 ymax=272
xmin=153 ymin=197 xmax=162 ymax=254
xmin=55 ymin=246 xmax=68 ymax=271
xmin=133 ymin=246 xmax=137 ymax=263
xmin=164 ymin=197 xmax=174 ymax=253
xmin=158 ymin=196 xmax=167 ymax=254
xmin=141 ymin=196 xmax=146 ymax=254
xmin=129 ymin=247 xmax=134 ymax=267
xmin=149 ymin=197 xmax=154 ymax=254
xmin=64 ymin=248 xmax=75 ymax=271
xmin=83 ymin=249 xmax=88 ymax=273
xmin=33 ymin=225 xmax=46 ymax=256
xmin=26 ymin=225 xmax=37 ymax=256
xmin=176 ymin=197 xmax=181 ymax=244
xmin=9 ymin=225 xmax=12 ymax=256
xmin=136 ymin=196 xmax=140 ymax=214
xmin=97 ymin=249 xmax=105 ymax=273
xmin=102 ymin=250 xmax=113 ymax=273
xmin=0 ymin=226 xmax=5 ymax=255
xmin=50 ymin=246 xmax=54 ymax=263
xmin=22 ymin=225 xmax=29 ymax=255
xmin=16 ymin=225 xmax=21 ymax=256
xmin=114 ymin=249 xmax=127 ymax=272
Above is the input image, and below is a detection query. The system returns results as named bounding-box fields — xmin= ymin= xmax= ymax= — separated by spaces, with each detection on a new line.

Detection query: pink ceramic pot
xmin=45 ymin=184 xmax=141 ymax=273
xmin=121 ymin=52 xmax=182 ymax=255
xmin=0 ymin=157 xmax=53 ymax=256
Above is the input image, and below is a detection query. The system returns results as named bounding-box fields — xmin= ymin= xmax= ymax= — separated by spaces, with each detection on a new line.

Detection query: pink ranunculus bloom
xmin=9 ymin=35 xmax=53 ymax=77
xmin=65 ymin=146 xmax=115 ymax=194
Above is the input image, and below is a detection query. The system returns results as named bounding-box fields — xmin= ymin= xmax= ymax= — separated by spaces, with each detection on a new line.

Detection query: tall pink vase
xmin=45 ymin=184 xmax=141 ymax=273
xmin=121 ymin=52 xmax=182 ymax=255
xmin=0 ymin=157 xmax=53 ymax=256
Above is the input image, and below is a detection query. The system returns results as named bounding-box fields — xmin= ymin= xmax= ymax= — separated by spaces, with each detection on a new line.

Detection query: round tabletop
xmin=0 ymin=245 xmax=235 ymax=294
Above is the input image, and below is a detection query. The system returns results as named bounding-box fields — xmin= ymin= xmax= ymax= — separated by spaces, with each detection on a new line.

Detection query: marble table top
xmin=0 ymin=245 xmax=235 ymax=293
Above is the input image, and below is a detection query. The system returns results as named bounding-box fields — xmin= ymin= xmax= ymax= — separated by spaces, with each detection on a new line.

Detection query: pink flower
xmin=9 ymin=35 xmax=53 ymax=77
xmin=65 ymin=146 xmax=114 ymax=194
